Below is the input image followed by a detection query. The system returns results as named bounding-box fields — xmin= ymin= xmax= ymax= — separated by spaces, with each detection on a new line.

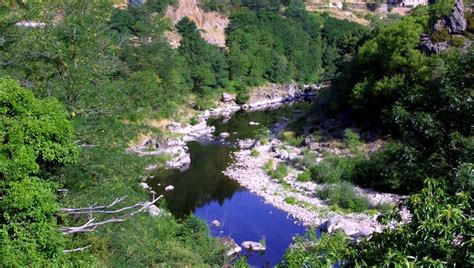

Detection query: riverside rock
xmin=165 ymin=185 xmax=175 ymax=192
xmin=221 ymin=92 xmax=235 ymax=102
xmin=219 ymin=132 xmax=230 ymax=139
xmin=323 ymin=215 xmax=376 ymax=239
xmin=220 ymin=237 xmax=242 ymax=257
xmin=241 ymin=241 xmax=266 ymax=252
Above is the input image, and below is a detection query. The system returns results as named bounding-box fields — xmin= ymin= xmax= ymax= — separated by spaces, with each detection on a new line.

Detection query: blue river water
xmin=147 ymin=105 xmax=311 ymax=266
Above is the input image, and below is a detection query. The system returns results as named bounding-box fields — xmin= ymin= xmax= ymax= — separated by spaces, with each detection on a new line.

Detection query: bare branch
xmin=63 ymin=245 xmax=91 ymax=253
xmin=60 ymin=196 xmax=127 ymax=214
xmin=60 ymin=195 xmax=163 ymax=234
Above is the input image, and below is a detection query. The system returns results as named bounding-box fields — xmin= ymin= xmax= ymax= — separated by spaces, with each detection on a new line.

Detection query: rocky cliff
xmin=165 ymin=0 xmax=228 ymax=47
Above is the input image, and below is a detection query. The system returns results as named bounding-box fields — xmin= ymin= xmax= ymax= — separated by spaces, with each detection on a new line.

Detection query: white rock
xmin=165 ymin=185 xmax=174 ymax=192
xmin=249 ymin=121 xmax=260 ymax=126
xmin=241 ymin=241 xmax=266 ymax=252
xmin=148 ymin=205 xmax=163 ymax=218
xmin=219 ymin=132 xmax=230 ymax=139
xmin=211 ymin=220 xmax=221 ymax=227
xmin=140 ymin=182 xmax=150 ymax=190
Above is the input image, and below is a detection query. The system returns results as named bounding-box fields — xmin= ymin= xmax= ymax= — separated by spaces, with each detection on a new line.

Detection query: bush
xmin=451 ymin=36 xmax=465 ymax=47
xmin=255 ymin=127 xmax=270 ymax=144
xmin=251 ymin=148 xmax=260 ymax=157
xmin=432 ymin=27 xmax=451 ymax=42
xmin=284 ymin=196 xmax=297 ymax=205
xmin=297 ymin=169 xmax=311 ymax=182
xmin=281 ymin=230 xmax=352 ymax=267
xmin=299 ymin=150 xmax=319 ymax=168
xmin=282 ymin=131 xmax=304 ymax=147
xmin=263 ymin=159 xmax=274 ymax=174
xmin=318 ymin=182 xmax=370 ymax=212
xmin=273 ymin=163 xmax=289 ymax=182
xmin=344 ymin=129 xmax=362 ymax=154
xmin=264 ymin=160 xmax=289 ymax=182
xmin=309 ymin=155 xmax=360 ymax=184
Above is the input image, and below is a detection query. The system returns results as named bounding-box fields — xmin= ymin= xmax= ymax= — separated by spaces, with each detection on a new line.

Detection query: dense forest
xmin=1 ymin=0 xmax=473 ymax=267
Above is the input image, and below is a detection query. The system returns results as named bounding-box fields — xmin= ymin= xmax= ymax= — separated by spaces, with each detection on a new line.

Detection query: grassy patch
xmin=281 ymin=131 xmax=304 ymax=147
xmin=309 ymin=154 xmax=361 ymax=184
xmin=251 ymin=148 xmax=260 ymax=157
xmin=263 ymin=160 xmax=289 ymax=182
xmin=297 ymin=169 xmax=311 ymax=182
xmin=318 ymin=182 xmax=370 ymax=213
xmin=284 ymin=196 xmax=298 ymax=205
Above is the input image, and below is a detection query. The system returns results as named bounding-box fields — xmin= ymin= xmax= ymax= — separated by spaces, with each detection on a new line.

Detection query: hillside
xmin=165 ymin=0 xmax=228 ymax=47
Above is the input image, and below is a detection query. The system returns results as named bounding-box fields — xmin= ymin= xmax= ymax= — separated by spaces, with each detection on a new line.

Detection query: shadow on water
xmin=146 ymin=103 xmax=312 ymax=266
xmin=147 ymin=141 xmax=241 ymax=218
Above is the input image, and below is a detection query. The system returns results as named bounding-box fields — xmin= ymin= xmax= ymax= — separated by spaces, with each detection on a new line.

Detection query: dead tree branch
xmin=63 ymin=245 xmax=91 ymax=253
xmin=60 ymin=195 xmax=163 ymax=235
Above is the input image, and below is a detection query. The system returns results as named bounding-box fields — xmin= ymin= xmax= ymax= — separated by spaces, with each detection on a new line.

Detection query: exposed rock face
xmin=421 ymin=0 xmax=469 ymax=55
xmin=445 ymin=0 xmax=467 ymax=34
xmin=165 ymin=0 xmax=229 ymax=47
xmin=420 ymin=34 xmax=451 ymax=55
xmin=221 ymin=92 xmax=235 ymax=102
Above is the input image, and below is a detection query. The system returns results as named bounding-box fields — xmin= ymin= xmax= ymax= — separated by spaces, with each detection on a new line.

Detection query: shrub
xmin=255 ymin=127 xmax=270 ymax=144
xmin=189 ymin=116 xmax=199 ymax=126
xmin=309 ymin=155 xmax=360 ymax=184
xmin=344 ymin=129 xmax=362 ymax=154
xmin=318 ymin=182 xmax=370 ymax=212
xmin=251 ymin=148 xmax=260 ymax=157
xmin=300 ymin=150 xmax=318 ymax=168
xmin=451 ymin=36 xmax=465 ymax=47
xmin=282 ymin=131 xmax=304 ymax=147
xmin=432 ymin=27 xmax=451 ymax=42
xmin=281 ymin=230 xmax=352 ymax=267
xmin=284 ymin=196 xmax=297 ymax=205
xmin=273 ymin=163 xmax=289 ymax=182
xmin=263 ymin=159 xmax=274 ymax=174
xmin=297 ymin=169 xmax=311 ymax=182
xmin=281 ymin=131 xmax=296 ymax=141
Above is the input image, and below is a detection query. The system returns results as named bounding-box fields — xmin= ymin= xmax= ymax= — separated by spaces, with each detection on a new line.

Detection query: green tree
xmin=0 ymin=77 xmax=78 ymax=181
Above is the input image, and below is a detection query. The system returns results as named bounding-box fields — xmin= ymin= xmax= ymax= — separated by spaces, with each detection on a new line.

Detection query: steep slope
xmin=165 ymin=0 xmax=228 ymax=47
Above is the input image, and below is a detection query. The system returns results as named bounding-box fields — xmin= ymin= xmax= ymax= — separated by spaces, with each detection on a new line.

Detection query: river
xmin=146 ymin=103 xmax=311 ymax=266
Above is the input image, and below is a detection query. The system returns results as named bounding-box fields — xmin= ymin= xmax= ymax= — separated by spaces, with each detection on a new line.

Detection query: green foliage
xmin=281 ymin=131 xmax=304 ymax=146
xmin=284 ymin=196 xmax=297 ymax=205
xmin=0 ymin=77 xmax=78 ymax=181
xmin=309 ymin=154 xmax=361 ymax=184
xmin=264 ymin=160 xmax=289 ymax=182
xmin=280 ymin=230 xmax=354 ymax=267
xmin=429 ymin=0 xmax=454 ymax=27
xmin=273 ymin=163 xmax=289 ymax=182
xmin=318 ymin=182 xmax=370 ymax=212
xmin=177 ymin=17 xmax=229 ymax=94
xmin=343 ymin=129 xmax=362 ymax=154
xmin=226 ymin=5 xmax=323 ymax=85
xmin=251 ymin=148 xmax=260 ymax=157
xmin=354 ymin=179 xmax=473 ymax=266
xmin=451 ymin=35 xmax=465 ymax=47
xmin=432 ymin=27 xmax=451 ymax=42
xmin=1 ymin=178 xmax=64 ymax=266
xmin=296 ymin=169 xmax=311 ymax=182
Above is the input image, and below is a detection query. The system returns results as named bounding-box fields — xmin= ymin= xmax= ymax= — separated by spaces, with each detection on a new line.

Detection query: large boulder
xmin=445 ymin=0 xmax=467 ymax=34
xmin=323 ymin=216 xmax=376 ymax=239
xmin=420 ymin=34 xmax=450 ymax=55
xmin=221 ymin=92 xmax=235 ymax=102
xmin=241 ymin=241 xmax=266 ymax=252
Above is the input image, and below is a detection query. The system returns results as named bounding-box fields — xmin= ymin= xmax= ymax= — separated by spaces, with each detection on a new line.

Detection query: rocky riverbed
xmin=223 ymin=138 xmax=408 ymax=239
xmin=129 ymin=82 xmax=320 ymax=170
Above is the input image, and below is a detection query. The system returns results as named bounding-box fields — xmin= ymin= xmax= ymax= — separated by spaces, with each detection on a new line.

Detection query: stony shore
xmin=223 ymin=138 xmax=408 ymax=238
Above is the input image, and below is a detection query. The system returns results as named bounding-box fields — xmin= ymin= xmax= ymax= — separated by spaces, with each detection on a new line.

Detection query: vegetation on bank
xmin=0 ymin=0 xmax=472 ymax=267
xmin=281 ymin=3 xmax=473 ymax=267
